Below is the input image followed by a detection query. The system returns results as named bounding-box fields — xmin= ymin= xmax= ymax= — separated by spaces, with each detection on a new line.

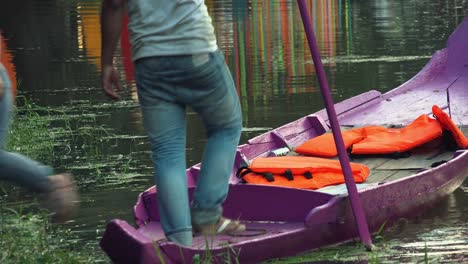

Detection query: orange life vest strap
xmin=432 ymin=105 xmax=468 ymax=149
xmin=237 ymin=156 xmax=370 ymax=190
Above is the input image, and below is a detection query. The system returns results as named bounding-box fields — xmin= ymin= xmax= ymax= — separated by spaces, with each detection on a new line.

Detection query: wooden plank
xmin=315 ymin=90 xmax=382 ymax=124
xmin=376 ymin=149 xmax=454 ymax=170
xmin=382 ymin=170 xmax=419 ymax=182
xmin=351 ymin=156 xmax=390 ymax=170
xmin=366 ymin=170 xmax=398 ymax=184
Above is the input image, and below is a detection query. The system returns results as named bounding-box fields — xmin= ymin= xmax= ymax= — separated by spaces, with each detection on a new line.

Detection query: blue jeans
xmin=0 ymin=64 xmax=53 ymax=193
xmin=135 ymin=51 xmax=242 ymax=246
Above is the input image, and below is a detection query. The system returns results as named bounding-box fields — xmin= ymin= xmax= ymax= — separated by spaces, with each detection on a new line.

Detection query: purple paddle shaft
xmin=297 ymin=0 xmax=373 ymax=249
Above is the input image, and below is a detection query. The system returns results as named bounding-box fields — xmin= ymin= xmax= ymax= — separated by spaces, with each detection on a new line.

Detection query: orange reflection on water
xmin=78 ymin=4 xmax=102 ymax=70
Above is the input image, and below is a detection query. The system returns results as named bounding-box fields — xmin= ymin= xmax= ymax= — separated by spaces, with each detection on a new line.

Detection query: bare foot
xmin=46 ymin=173 xmax=80 ymax=223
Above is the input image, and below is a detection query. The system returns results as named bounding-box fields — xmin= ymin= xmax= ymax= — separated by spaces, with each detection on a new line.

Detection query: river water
xmin=0 ymin=0 xmax=466 ymax=263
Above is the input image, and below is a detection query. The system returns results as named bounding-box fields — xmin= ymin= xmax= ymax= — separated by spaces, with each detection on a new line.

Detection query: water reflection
xmin=77 ymin=2 xmax=102 ymax=71
xmin=0 ymin=0 xmax=467 ymax=262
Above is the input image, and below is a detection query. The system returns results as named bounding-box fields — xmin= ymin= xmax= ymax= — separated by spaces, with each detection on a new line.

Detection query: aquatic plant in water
xmin=6 ymin=98 xmax=56 ymax=164
xmin=0 ymin=205 xmax=96 ymax=263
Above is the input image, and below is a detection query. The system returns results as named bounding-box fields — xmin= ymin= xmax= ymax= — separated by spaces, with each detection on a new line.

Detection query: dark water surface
xmin=0 ymin=0 xmax=467 ymax=263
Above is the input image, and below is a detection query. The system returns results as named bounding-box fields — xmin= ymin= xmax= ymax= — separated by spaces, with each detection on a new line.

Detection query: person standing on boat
xmin=100 ymin=0 xmax=244 ymax=246
xmin=0 ymin=36 xmax=79 ymax=223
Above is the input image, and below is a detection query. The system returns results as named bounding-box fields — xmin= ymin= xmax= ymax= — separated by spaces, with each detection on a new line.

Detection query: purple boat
xmin=100 ymin=16 xmax=468 ymax=264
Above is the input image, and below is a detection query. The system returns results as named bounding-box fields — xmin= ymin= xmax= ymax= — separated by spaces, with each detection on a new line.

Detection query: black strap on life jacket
xmin=262 ymin=172 xmax=274 ymax=182
xmin=236 ymin=166 xmax=314 ymax=182
xmin=236 ymin=166 xmax=249 ymax=179
xmin=236 ymin=167 xmax=275 ymax=182
xmin=304 ymin=171 xmax=313 ymax=179
xmin=284 ymin=170 xmax=293 ymax=181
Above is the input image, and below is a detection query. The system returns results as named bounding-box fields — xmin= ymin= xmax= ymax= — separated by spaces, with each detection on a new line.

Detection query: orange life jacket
xmin=295 ymin=114 xmax=443 ymax=157
xmin=294 ymin=128 xmax=366 ymax=158
xmin=351 ymin=114 xmax=443 ymax=155
xmin=432 ymin=105 xmax=468 ymax=149
xmin=237 ymin=156 xmax=370 ymax=190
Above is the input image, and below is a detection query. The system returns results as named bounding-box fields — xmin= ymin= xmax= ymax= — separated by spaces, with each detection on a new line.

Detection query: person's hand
xmin=101 ymin=64 xmax=122 ymax=100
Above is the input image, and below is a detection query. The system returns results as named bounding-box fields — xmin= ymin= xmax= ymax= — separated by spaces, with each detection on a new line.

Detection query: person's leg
xmin=0 ymin=64 xmax=78 ymax=222
xmin=187 ymin=51 xmax=243 ymax=226
xmin=0 ymin=64 xmax=52 ymax=193
xmin=135 ymin=57 xmax=192 ymax=246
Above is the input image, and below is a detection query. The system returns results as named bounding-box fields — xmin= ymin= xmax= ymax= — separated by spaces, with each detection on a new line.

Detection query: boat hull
xmin=100 ymin=150 xmax=467 ymax=263
xmin=100 ymin=16 xmax=468 ymax=264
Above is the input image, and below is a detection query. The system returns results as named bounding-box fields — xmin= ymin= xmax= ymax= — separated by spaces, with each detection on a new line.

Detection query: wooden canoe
xmin=100 ymin=17 xmax=468 ymax=264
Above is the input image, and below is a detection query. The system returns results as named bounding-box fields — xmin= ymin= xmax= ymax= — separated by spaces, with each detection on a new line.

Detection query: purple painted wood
xmin=448 ymin=73 xmax=468 ymax=125
xmin=305 ymin=196 xmax=343 ymax=226
xmin=100 ymin=151 xmax=468 ymax=263
xmin=141 ymin=184 xmax=334 ymax=222
xmin=337 ymin=50 xmax=453 ymax=126
xmin=100 ymin=16 xmax=468 ymax=264
xmin=134 ymin=192 xmax=150 ymax=226
xmin=296 ymin=0 xmax=372 ymax=248
xmin=447 ymin=17 xmax=468 ymax=75
xmin=247 ymin=115 xmax=328 ymax=146
xmin=243 ymin=115 xmax=328 ymax=160
xmin=337 ymin=17 xmax=468 ymax=127
xmin=314 ymin=90 xmax=382 ymax=125
xmin=100 ymin=219 xmax=168 ymax=263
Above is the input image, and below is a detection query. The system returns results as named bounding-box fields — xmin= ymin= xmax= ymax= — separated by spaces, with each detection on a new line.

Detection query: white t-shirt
xmin=127 ymin=0 xmax=218 ymax=61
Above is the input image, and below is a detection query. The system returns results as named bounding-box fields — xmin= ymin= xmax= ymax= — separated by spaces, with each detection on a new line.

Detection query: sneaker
xmin=193 ymin=216 xmax=246 ymax=236
xmin=46 ymin=173 xmax=80 ymax=223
